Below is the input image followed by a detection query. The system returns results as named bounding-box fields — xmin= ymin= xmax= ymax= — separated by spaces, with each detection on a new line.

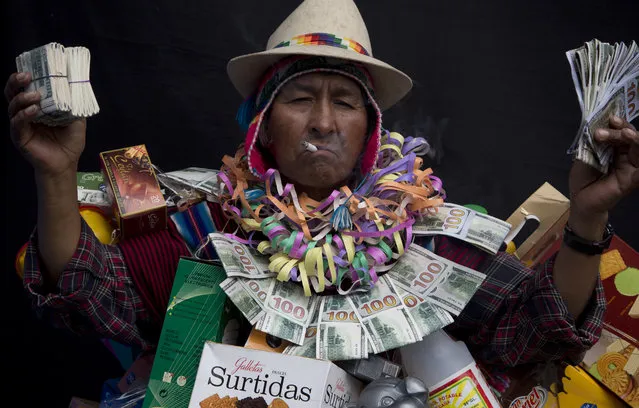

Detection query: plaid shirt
xmin=23 ymin=212 xmax=605 ymax=388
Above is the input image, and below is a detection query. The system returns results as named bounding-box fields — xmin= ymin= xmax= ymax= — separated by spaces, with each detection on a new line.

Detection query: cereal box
xmin=142 ymin=258 xmax=243 ymax=408
xmin=188 ymin=342 xmax=363 ymax=408
xmin=99 ymin=144 xmax=167 ymax=239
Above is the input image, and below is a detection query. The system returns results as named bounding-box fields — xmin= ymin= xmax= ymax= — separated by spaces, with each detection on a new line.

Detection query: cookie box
xmin=188 ymin=342 xmax=363 ymax=408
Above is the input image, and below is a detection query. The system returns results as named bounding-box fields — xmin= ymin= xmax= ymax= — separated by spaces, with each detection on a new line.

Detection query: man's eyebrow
xmin=282 ymin=80 xmax=361 ymax=98
xmin=330 ymin=83 xmax=362 ymax=98
xmin=282 ymin=80 xmax=320 ymax=94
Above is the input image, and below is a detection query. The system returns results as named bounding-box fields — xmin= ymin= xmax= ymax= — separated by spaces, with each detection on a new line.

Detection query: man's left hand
xmin=568 ymin=115 xmax=639 ymax=239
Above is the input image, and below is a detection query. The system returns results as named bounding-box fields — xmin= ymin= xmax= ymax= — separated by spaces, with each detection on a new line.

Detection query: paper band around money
xmin=217 ymin=130 xmax=445 ymax=296
xmin=274 ymin=32 xmax=370 ymax=56
xmin=31 ymin=74 xmax=91 ymax=84
xmin=31 ymin=74 xmax=67 ymax=81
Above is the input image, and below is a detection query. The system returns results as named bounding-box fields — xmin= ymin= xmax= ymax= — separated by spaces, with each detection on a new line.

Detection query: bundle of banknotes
xmin=15 ymin=42 xmax=99 ymax=126
xmin=566 ymin=39 xmax=639 ymax=173
xmin=155 ymin=166 xmax=221 ymax=203
xmin=212 ymin=203 xmax=512 ymax=361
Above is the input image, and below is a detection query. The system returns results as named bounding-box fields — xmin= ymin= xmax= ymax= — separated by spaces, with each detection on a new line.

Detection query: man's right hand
xmin=5 ymin=72 xmax=86 ymax=177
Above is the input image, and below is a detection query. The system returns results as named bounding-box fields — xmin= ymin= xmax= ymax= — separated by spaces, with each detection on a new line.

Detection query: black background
xmin=3 ymin=1 xmax=638 ymax=406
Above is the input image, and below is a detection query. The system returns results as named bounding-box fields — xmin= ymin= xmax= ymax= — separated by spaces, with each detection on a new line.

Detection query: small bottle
xmin=400 ymin=329 xmax=501 ymax=407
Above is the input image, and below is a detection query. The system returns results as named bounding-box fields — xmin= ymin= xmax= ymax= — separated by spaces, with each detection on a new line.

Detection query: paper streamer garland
xmin=217 ymin=130 xmax=444 ymax=296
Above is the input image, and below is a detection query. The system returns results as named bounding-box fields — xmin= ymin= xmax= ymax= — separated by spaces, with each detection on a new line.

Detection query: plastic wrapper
xmin=99 ymin=382 xmax=146 ymax=408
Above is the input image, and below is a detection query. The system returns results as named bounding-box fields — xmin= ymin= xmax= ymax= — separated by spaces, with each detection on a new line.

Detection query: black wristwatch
xmin=563 ymin=222 xmax=614 ymax=255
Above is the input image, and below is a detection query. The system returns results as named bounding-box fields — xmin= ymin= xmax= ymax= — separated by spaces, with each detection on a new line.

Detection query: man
xmin=5 ymin=0 xmax=638 ymax=396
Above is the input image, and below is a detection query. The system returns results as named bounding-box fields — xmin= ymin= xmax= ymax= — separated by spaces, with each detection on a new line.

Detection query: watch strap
xmin=563 ymin=223 xmax=614 ymax=255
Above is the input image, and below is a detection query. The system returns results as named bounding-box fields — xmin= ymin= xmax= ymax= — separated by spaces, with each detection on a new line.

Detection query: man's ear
xmin=258 ymin=123 xmax=272 ymax=148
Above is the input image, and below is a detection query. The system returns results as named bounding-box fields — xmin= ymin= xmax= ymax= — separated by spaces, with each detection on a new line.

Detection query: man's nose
xmin=309 ymin=98 xmax=337 ymax=138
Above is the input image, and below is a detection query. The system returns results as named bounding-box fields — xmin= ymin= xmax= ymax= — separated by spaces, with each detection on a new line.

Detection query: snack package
xmin=99 ymin=144 xmax=167 ymax=239
xmin=556 ymin=365 xmax=627 ymax=407
xmin=508 ymin=385 xmax=558 ymax=408
xmin=189 ymin=342 xmax=363 ymax=408
xmin=503 ymin=363 xmax=627 ymax=407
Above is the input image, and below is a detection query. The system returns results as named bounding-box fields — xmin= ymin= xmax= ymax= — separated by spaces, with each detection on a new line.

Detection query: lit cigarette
xmin=302 ymin=141 xmax=318 ymax=152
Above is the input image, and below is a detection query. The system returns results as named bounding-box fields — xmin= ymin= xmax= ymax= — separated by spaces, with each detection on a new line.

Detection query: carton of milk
xmin=188 ymin=342 xmax=362 ymax=408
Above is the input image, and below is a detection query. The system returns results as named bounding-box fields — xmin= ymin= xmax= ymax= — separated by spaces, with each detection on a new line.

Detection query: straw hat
xmin=227 ymin=0 xmax=413 ymax=111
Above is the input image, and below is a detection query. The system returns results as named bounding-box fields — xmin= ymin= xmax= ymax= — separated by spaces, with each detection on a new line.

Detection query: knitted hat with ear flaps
xmin=238 ymin=56 xmax=382 ymax=179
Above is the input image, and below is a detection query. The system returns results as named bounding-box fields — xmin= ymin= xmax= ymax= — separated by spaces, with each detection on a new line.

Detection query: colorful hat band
xmin=274 ymin=32 xmax=370 ymax=56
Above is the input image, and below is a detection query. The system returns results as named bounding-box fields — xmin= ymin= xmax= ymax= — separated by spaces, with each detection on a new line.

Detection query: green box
xmin=142 ymin=257 xmax=237 ymax=408
xmin=76 ymin=171 xmax=106 ymax=191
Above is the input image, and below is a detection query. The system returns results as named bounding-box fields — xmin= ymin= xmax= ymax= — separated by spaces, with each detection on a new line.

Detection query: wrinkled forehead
xmin=252 ymin=57 xmax=376 ymax=111
xmin=276 ymin=71 xmax=367 ymax=98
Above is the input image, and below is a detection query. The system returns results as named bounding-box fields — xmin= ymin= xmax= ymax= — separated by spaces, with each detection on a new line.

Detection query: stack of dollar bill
xmin=566 ymin=39 xmax=639 ymax=173
xmin=16 ymin=42 xmax=100 ymax=126
xmin=155 ymin=166 xmax=221 ymax=202
xmin=212 ymin=203 xmax=512 ymax=361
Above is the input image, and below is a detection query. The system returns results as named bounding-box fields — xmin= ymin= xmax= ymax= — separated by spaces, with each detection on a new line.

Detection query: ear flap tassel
xmin=330 ymin=204 xmax=353 ymax=230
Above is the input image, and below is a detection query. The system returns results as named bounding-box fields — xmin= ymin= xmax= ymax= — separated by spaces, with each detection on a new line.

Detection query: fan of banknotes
xmin=205 ymin=202 xmax=513 ymax=361
xmin=15 ymin=42 xmax=100 ymax=126
xmin=566 ymin=39 xmax=639 ymax=173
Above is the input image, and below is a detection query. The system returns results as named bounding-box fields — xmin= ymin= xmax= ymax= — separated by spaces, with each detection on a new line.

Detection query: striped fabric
xmin=274 ymin=33 xmax=370 ymax=56
xmin=170 ymin=201 xmax=217 ymax=258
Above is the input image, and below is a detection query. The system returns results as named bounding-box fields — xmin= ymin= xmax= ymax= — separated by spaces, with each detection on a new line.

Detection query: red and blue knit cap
xmin=236 ymin=56 xmax=382 ymax=179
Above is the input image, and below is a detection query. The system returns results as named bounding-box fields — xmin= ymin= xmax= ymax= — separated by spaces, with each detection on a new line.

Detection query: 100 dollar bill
xmin=397 ymin=287 xmax=453 ymax=339
xmin=413 ymin=203 xmax=511 ymax=254
xmin=209 ymin=233 xmax=274 ymax=279
xmin=422 ymin=265 xmax=485 ymax=316
xmin=317 ymin=296 xmax=367 ymax=361
xmin=283 ymin=308 xmax=320 ymax=358
xmin=220 ymin=278 xmax=264 ymax=325
xmin=348 ymin=276 xmax=419 ymax=354
xmin=255 ymin=280 xmax=319 ymax=345
xmin=388 ymin=245 xmax=486 ymax=315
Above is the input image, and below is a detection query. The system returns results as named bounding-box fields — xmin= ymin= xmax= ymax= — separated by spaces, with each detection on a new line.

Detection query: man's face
xmin=265 ymin=73 xmax=369 ymax=194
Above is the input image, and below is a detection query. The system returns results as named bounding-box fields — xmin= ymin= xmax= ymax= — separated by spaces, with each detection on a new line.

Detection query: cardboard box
xmin=189 ymin=342 xmax=363 ymax=408
xmin=99 ymin=144 xmax=167 ymax=239
xmin=579 ymin=235 xmax=639 ymax=407
xmin=244 ymin=328 xmax=289 ymax=353
xmin=536 ymin=234 xmax=639 ymax=406
xmin=504 ymin=182 xmax=570 ymax=268
xmin=142 ymin=258 xmax=242 ymax=408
